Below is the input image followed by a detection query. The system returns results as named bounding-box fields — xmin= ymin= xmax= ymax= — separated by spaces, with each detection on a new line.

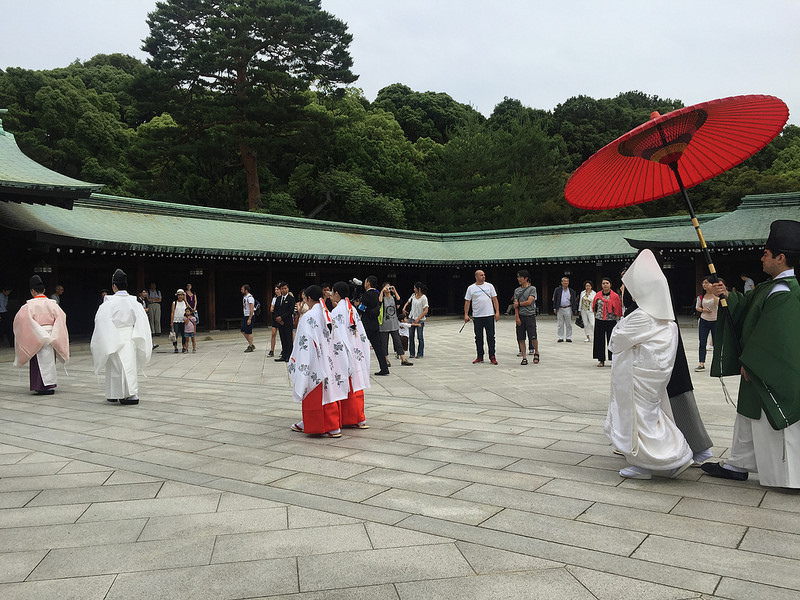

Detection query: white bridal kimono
xmin=91 ymin=291 xmax=152 ymax=400
xmin=604 ymin=249 xmax=692 ymax=472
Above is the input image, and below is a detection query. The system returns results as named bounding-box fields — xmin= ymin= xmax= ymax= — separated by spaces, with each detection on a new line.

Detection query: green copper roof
xmin=0 ymin=120 xmax=104 ymax=207
xmin=0 ymin=192 xmax=729 ymax=265
xmin=626 ymin=192 xmax=800 ymax=249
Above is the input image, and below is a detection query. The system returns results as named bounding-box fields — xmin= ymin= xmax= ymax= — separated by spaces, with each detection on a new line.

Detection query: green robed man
xmin=703 ymin=219 xmax=800 ymax=488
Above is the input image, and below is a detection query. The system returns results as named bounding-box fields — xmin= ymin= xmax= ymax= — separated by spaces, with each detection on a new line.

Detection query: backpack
xmin=253 ymin=298 xmax=262 ymax=316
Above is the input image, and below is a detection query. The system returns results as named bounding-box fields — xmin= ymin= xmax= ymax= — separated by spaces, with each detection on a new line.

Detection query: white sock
xmin=693 ymin=449 xmax=713 ymax=463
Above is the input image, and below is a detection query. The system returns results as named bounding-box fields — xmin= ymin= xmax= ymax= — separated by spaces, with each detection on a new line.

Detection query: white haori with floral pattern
xmin=332 ymin=297 xmax=371 ymax=392
xmin=288 ymin=302 xmax=349 ymax=405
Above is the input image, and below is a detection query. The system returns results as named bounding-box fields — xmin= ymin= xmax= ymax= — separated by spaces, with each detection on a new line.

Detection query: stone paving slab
xmin=1 ymin=316 xmax=798 ymax=598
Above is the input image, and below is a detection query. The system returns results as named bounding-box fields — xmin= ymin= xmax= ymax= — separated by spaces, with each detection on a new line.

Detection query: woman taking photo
xmin=694 ymin=277 xmax=720 ymax=372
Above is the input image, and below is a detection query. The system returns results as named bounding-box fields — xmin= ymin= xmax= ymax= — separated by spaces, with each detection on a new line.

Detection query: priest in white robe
xmin=331 ymin=281 xmax=370 ymax=428
xmin=91 ymin=269 xmax=152 ymax=405
xmin=13 ymin=275 xmax=69 ymax=395
xmin=289 ymin=285 xmax=349 ymax=437
xmin=605 ymin=249 xmax=693 ymax=480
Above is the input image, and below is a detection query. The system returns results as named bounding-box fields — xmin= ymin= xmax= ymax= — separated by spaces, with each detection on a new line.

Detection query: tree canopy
xmin=143 ymin=0 xmax=356 ymax=210
xmin=1 ymin=2 xmax=797 ymax=232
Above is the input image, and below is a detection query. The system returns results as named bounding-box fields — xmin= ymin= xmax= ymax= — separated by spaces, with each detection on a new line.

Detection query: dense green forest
xmin=1 ymin=0 xmax=799 ymax=232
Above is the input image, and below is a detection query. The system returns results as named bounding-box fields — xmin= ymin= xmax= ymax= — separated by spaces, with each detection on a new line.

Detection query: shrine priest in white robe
xmin=289 ymin=285 xmax=349 ymax=437
xmin=605 ymin=249 xmax=693 ymax=480
xmin=331 ymin=281 xmax=371 ymax=428
xmin=91 ymin=269 xmax=152 ymax=405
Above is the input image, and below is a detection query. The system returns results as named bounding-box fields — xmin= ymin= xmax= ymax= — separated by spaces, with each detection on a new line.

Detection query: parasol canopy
xmin=564 ymin=95 xmax=789 ymax=210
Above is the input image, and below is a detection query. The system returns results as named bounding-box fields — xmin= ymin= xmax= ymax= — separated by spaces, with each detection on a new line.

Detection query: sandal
xmin=520 ymin=358 xmax=528 ymax=365
xmin=323 ymin=431 xmax=342 ymax=438
xmin=290 ymin=423 xmax=304 ymax=433
xmin=533 ymin=353 xmax=540 ymax=364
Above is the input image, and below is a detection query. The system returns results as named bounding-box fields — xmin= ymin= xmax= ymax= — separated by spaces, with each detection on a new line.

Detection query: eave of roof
xmin=625 ymin=192 xmax=800 ymax=250
xmin=0 ymin=192 xmax=728 ymax=265
xmin=0 ymin=126 xmax=104 ymax=208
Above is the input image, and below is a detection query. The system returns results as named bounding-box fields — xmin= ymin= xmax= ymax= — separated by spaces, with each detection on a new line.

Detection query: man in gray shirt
xmin=514 ymin=270 xmax=539 ymax=365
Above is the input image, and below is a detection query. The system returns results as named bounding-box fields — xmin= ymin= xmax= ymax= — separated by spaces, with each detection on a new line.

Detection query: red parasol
xmin=564 ymin=94 xmax=789 ymax=285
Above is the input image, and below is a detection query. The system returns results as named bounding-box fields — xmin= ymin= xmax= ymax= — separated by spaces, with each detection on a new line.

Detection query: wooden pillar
xmin=136 ymin=257 xmax=145 ymax=293
xmin=208 ymin=266 xmax=217 ymax=330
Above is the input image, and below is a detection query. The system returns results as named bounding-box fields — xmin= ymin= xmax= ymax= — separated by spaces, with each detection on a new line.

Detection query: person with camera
xmin=358 ymin=276 xmax=391 ymax=376
xmin=380 ymin=281 xmax=413 ymax=368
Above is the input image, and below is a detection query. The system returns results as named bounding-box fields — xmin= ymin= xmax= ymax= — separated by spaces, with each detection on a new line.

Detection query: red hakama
xmin=302 ymin=383 xmax=342 ymax=434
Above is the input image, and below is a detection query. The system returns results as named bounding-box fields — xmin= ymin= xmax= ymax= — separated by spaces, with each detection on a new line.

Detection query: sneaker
xmin=557 ymin=339 xmax=564 ymax=343
xmin=473 ymin=357 xmax=484 ymax=364
xmin=517 ymin=352 xmax=522 ymax=357
xmin=182 ymin=348 xmax=188 ymax=353
xmin=244 ymin=346 xmax=255 ymax=353
xmin=584 ymin=337 xmax=591 ymax=343
xmin=566 ymin=339 xmax=573 ymax=343
xmin=409 ymin=354 xmax=416 ymax=359
xmin=489 ymin=356 xmax=498 ymax=365
xmin=695 ymin=365 xmax=705 ymax=372
xmin=401 ymin=361 xmax=414 ymax=366
xmin=174 ymin=348 xmax=179 ymax=354
xmin=267 ymin=351 xmax=274 ymax=357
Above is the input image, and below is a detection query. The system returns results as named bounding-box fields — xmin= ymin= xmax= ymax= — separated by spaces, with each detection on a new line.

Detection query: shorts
xmin=241 ymin=316 xmax=253 ymax=334
xmin=184 ymin=332 xmax=195 ymax=338
xmin=516 ymin=314 xmax=538 ymax=341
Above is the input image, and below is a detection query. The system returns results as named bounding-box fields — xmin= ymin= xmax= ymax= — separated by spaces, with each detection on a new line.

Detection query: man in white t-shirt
xmin=241 ymin=284 xmax=256 ymax=352
xmin=464 ymin=270 xmax=500 ymax=364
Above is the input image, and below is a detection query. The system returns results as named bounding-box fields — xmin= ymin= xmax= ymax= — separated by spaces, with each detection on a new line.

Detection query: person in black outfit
xmin=359 ymin=275 xmax=390 ymax=376
xmin=273 ymin=281 xmax=295 ymax=362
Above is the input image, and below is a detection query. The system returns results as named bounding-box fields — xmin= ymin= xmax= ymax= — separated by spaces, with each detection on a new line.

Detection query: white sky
xmin=2 ymin=0 xmax=798 ymax=125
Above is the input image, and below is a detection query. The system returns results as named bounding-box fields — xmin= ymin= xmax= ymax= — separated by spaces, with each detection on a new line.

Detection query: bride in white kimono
xmin=604 ymin=249 xmax=693 ymax=479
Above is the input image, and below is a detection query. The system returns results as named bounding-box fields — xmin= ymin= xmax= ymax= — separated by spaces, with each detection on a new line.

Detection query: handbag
xmin=168 ymin=330 xmax=177 ymax=343
xmin=575 ymin=314 xmax=584 ymax=329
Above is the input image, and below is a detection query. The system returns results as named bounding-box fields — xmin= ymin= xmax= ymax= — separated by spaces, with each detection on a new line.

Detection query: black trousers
xmin=365 ymin=328 xmax=390 ymax=373
xmin=278 ymin=322 xmax=293 ymax=360
xmin=593 ymin=319 xmax=616 ymax=362
xmin=473 ymin=315 xmax=496 ymax=358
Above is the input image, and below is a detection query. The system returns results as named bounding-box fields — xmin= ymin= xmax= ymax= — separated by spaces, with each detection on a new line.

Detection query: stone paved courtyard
xmin=1 ymin=315 xmax=798 ymax=599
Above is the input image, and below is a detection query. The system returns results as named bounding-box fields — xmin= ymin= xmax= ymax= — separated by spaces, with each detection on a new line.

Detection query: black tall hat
xmin=766 ymin=220 xmax=800 ymax=254
xmin=112 ymin=269 xmax=127 ymax=284
xmin=29 ymin=274 xmax=43 ymax=288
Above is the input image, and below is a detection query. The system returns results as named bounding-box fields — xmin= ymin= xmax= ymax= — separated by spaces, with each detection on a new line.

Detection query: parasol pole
xmin=667 ymin=161 xmax=742 ymax=357
xmin=667 ymin=163 xmax=722 ymax=287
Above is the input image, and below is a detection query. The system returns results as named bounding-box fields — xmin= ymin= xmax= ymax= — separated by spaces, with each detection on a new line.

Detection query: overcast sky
xmin=2 ymin=0 xmax=797 ymax=125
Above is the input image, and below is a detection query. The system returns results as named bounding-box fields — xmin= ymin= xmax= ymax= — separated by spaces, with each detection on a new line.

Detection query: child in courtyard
xmin=184 ymin=307 xmax=197 ymax=352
